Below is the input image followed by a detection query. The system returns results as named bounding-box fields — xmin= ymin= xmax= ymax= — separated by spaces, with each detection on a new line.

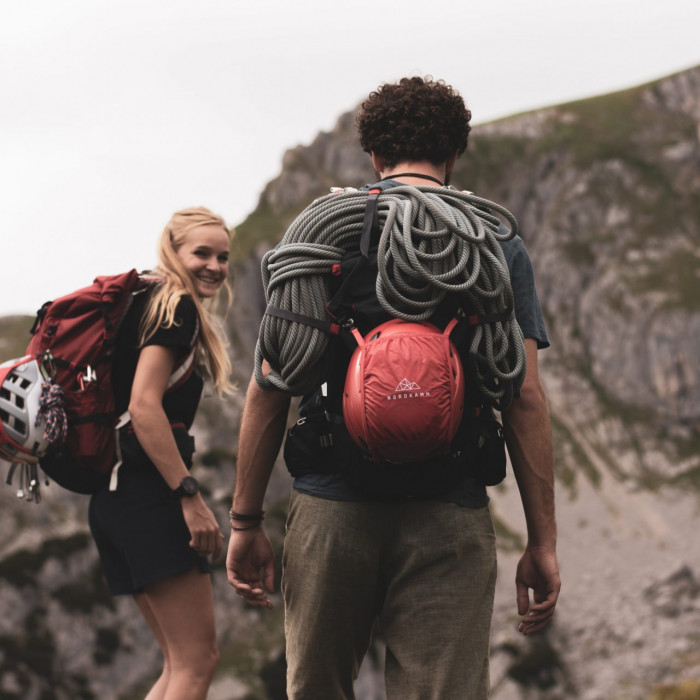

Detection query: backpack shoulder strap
xmin=168 ymin=346 xmax=196 ymax=391
xmin=326 ymin=187 xmax=381 ymax=323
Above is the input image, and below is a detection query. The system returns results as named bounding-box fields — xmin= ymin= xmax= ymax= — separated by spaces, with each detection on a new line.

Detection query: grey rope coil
xmin=255 ymin=185 xmax=527 ymax=409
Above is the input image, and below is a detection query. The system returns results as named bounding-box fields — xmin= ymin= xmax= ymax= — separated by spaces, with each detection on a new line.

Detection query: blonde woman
xmin=89 ymin=207 xmax=232 ymax=700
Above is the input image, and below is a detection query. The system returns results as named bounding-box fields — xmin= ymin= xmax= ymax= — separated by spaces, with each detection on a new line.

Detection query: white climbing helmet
xmin=0 ymin=356 xmax=50 ymax=463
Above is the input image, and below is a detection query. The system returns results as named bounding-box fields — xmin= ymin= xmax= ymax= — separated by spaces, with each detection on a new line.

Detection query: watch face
xmin=181 ymin=476 xmax=199 ymax=495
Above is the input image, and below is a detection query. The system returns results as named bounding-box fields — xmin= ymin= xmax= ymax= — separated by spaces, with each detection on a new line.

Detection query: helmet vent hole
xmin=20 ymin=378 xmax=31 ymax=390
xmin=16 ymin=397 xmax=25 ymax=410
xmin=0 ymin=387 xmax=9 ymax=400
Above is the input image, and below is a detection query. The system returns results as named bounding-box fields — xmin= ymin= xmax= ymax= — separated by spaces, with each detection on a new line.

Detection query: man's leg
xmin=283 ymin=491 xmax=384 ymax=700
xmin=379 ymin=502 xmax=497 ymax=700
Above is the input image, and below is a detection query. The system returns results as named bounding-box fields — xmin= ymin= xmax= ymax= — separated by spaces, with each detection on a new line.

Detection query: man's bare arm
xmin=233 ymin=367 xmax=291 ymax=513
xmin=502 ymin=338 xmax=561 ymax=634
xmin=226 ymin=363 xmax=291 ymax=607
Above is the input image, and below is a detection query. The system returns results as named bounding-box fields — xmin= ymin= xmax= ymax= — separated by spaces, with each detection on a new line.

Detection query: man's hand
xmin=516 ymin=546 xmax=561 ymax=635
xmin=226 ymin=526 xmax=276 ymax=609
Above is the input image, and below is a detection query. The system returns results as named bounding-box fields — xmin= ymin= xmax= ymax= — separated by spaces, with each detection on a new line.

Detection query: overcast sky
xmin=1 ymin=0 xmax=698 ymax=318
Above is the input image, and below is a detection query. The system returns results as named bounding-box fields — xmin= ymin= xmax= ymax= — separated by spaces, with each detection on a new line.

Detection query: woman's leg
xmin=139 ymin=567 xmax=219 ymax=700
xmin=134 ymin=592 xmax=172 ymax=700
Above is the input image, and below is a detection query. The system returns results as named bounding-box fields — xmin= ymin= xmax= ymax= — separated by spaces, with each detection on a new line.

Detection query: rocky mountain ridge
xmin=1 ymin=66 xmax=699 ymax=699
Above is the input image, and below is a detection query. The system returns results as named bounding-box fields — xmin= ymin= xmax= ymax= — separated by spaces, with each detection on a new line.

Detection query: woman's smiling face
xmin=175 ymin=224 xmax=230 ymax=298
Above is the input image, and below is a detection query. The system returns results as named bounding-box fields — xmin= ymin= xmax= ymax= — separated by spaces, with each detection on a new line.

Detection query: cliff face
xmin=472 ymin=75 xmax=700 ymax=429
xmin=1 ymin=66 xmax=699 ymax=700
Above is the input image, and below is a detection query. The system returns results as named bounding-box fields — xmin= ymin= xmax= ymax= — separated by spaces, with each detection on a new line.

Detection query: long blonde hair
xmin=140 ymin=207 xmax=234 ymax=395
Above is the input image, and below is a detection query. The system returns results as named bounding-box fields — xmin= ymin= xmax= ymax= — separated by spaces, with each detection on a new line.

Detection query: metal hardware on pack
xmin=13 ymin=463 xmax=42 ymax=503
xmin=288 ymin=417 xmax=306 ymax=437
xmin=28 ymin=468 xmax=41 ymax=504
xmin=79 ymin=365 xmax=97 ymax=390
xmin=39 ymin=351 xmax=57 ymax=382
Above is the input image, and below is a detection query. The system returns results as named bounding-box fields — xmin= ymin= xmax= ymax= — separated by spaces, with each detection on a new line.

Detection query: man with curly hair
xmin=227 ymin=76 xmax=560 ymax=699
xmin=356 ymin=76 xmax=471 ymax=180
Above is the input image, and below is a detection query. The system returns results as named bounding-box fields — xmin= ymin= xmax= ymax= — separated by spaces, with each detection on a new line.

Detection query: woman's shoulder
xmin=170 ymin=293 xmax=199 ymax=334
xmin=141 ymin=288 xmax=200 ymax=349
xmin=142 ymin=281 xmax=198 ymax=320
xmin=174 ymin=292 xmax=197 ymax=316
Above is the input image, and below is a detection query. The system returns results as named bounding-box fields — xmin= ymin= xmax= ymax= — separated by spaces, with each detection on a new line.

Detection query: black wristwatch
xmin=173 ymin=476 xmax=199 ymax=499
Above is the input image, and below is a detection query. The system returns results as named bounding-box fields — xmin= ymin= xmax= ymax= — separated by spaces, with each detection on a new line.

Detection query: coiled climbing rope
xmin=255 ymin=185 xmax=527 ymax=409
xmin=37 ymin=381 xmax=68 ymax=445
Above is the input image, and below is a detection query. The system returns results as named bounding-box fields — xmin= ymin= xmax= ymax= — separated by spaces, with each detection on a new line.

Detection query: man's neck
xmin=378 ymin=161 xmax=447 ymax=187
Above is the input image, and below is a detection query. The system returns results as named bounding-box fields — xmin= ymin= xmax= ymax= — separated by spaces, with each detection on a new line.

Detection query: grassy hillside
xmin=0 ymin=316 xmax=34 ymax=362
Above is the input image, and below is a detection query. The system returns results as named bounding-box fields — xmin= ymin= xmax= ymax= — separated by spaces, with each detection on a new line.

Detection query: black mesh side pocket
xmin=283 ymin=409 xmax=335 ymax=477
xmin=463 ymin=414 xmax=506 ymax=486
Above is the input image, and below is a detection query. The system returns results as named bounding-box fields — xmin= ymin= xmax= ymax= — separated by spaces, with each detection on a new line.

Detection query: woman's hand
xmin=181 ymin=495 xmax=224 ymax=560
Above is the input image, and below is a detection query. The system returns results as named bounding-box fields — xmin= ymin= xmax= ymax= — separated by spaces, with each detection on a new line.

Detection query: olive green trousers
xmin=282 ymin=490 xmax=497 ymax=699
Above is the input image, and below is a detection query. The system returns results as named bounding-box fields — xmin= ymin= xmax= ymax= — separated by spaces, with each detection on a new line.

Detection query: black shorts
xmin=88 ymin=460 xmax=210 ymax=595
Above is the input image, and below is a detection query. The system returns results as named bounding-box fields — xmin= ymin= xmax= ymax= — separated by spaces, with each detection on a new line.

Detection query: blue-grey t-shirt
xmin=291 ymin=183 xmax=549 ymax=507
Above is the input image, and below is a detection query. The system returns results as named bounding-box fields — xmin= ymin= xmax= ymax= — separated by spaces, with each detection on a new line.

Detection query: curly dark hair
xmin=355 ymin=76 xmax=472 ymax=168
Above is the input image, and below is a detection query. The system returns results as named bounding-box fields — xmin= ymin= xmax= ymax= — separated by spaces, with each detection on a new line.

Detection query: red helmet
xmin=343 ymin=318 xmax=465 ymax=463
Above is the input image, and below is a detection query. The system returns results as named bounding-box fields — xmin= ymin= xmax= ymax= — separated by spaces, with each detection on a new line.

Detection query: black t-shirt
xmin=112 ymin=287 xmax=203 ymax=428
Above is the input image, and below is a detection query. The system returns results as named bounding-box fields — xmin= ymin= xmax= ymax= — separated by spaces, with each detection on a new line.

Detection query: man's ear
xmin=371 ymin=152 xmax=385 ymax=176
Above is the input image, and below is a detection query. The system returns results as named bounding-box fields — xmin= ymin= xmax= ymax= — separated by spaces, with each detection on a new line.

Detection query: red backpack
xmin=0 ymin=270 xmax=194 ymax=500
